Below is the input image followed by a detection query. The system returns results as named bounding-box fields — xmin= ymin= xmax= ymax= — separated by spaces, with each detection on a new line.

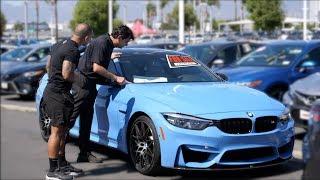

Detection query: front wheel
xmin=128 ymin=115 xmax=161 ymax=175
xmin=39 ymin=102 xmax=51 ymax=142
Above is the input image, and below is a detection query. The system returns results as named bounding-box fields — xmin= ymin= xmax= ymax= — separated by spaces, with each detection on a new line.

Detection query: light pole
xmin=24 ymin=0 xmax=28 ymax=39
xmin=109 ymin=0 xmax=113 ymax=34
xmin=179 ymin=0 xmax=185 ymax=44
xmin=303 ymin=0 xmax=307 ymax=40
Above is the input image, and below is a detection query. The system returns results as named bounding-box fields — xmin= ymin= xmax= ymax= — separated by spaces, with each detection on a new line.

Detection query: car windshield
xmin=180 ymin=45 xmax=217 ymax=65
xmin=1 ymin=47 xmax=32 ymax=61
xmin=236 ymin=44 xmax=305 ymax=67
xmin=118 ymin=54 xmax=220 ymax=83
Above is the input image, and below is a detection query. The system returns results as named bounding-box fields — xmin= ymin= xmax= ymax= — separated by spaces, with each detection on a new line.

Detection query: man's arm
xmin=93 ymin=63 xmax=125 ymax=85
xmin=62 ymin=60 xmax=77 ymax=82
xmin=45 ymin=55 xmax=51 ymax=73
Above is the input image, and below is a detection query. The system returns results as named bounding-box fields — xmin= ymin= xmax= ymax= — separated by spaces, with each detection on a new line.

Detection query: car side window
xmin=216 ymin=45 xmax=239 ymax=64
xmin=32 ymin=47 xmax=50 ymax=60
xmin=299 ymin=47 xmax=320 ymax=67
xmin=108 ymin=60 xmax=118 ymax=75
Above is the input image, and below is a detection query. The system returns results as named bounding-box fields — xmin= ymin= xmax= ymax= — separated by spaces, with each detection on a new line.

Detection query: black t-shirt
xmin=77 ymin=34 xmax=115 ymax=85
xmin=47 ymin=39 xmax=80 ymax=93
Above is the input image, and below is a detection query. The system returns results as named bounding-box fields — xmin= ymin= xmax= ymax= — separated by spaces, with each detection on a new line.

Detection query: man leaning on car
xmin=68 ymin=25 xmax=134 ymax=163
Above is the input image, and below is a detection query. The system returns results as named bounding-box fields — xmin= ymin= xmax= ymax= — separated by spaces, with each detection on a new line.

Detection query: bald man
xmin=43 ymin=23 xmax=92 ymax=180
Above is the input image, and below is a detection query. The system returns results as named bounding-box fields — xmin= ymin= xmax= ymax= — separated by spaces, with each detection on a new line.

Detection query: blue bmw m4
xmin=36 ymin=48 xmax=294 ymax=175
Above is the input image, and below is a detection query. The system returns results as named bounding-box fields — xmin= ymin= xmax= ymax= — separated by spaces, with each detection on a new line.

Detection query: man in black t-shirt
xmin=43 ymin=23 xmax=92 ymax=180
xmin=70 ymin=25 xmax=134 ymax=163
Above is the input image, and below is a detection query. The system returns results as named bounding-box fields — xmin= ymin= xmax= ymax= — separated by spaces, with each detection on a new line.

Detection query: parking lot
xmin=1 ymin=94 xmax=306 ymax=179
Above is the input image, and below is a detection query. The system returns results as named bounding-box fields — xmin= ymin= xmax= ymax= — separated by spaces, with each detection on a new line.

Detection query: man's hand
xmin=111 ymin=52 xmax=122 ymax=59
xmin=115 ymin=76 xmax=126 ymax=85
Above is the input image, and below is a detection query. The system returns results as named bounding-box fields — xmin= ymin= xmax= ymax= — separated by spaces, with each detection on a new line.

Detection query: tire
xmin=39 ymin=102 xmax=51 ymax=142
xmin=128 ymin=115 xmax=161 ymax=175
xmin=19 ymin=94 xmax=35 ymax=100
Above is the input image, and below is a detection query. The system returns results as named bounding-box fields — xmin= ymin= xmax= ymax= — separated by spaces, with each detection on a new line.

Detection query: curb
xmin=1 ymin=104 xmax=36 ymax=112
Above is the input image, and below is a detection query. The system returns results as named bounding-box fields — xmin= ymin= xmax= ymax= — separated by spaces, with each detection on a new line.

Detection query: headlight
xmin=162 ymin=113 xmax=213 ymax=130
xmin=279 ymin=107 xmax=291 ymax=124
xmin=23 ymin=70 xmax=44 ymax=77
xmin=235 ymin=80 xmax=262 ymax=88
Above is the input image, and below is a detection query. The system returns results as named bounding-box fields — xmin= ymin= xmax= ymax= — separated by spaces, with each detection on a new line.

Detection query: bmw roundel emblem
xmin=247 ymin=112 xmax=254 ymax=117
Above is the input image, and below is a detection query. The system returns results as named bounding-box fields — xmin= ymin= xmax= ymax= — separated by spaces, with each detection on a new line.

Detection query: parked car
xmin=283 ymin=73 xmax=320 ymax=128
xmin=127 ymin=42 xmax=184 ymax=50
xmin=180 ymin=40 xmax=262 ymax=69
xmin=1 ymin=56 xmax=47 ymax=98
xmin=0 ymin=44 xmax=17 ymax=54
xmin=218 ymin=40 xmax=320 ymax=101
xmin=0 ymin=43 xmax=51 ymax=62
xmin=302 ymin=100 xmax=320 ymax=180
xmin=36 ymin=48 xmax=294 ymax=175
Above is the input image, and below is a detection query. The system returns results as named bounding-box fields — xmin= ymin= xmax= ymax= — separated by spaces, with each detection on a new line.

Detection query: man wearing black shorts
xmin=43 ymin=23 xmax=92 ymax=180
xmin=70 ymin=25 xmax=134 ymax=163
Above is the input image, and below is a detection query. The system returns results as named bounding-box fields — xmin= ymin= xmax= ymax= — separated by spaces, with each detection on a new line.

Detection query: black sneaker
xmin=60 ymin=163 xmax=84 ymax=176
xmin=77 ymin=152 xmax=103 ymax=163
xmin=45 ymin=169 xmax=73 ymax=180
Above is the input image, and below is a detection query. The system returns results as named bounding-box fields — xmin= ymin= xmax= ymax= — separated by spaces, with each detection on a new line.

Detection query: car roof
xmin=116 ymin=48 xmax=186 ymax=56
xmin=18 ymin=43 xmax=51 ymax=49
xmin=127 ymin=41 xmax=182 ymax=47
xmin=184 ymin=39 xmax=248 ymax=48
xmin=260 ymin=40 xmax=320 ymax=45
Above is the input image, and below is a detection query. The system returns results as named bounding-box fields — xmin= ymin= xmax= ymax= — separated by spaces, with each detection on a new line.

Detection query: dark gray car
xmin=283 ymin=72 xmax=320 ymax=128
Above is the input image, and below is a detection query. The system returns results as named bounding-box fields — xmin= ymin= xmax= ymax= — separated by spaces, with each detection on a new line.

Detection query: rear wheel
xmin=128 ymin=115 xmax=161 ymax=175
xmin=39 ymin=102 xmax=51 ymax=142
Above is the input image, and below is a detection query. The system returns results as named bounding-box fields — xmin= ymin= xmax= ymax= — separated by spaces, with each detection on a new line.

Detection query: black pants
xmin=70 ymin=75 xmax=97 ymax=154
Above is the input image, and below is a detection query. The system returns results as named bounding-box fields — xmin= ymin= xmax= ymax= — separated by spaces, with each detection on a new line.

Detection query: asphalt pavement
xmin=1 ymin=94 xmax=306 ymax=179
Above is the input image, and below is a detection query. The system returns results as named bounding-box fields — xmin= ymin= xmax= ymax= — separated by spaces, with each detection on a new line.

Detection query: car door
xmin=290 ymin=46 xmax=320 ymax=83
xmin=93 ymin=60 xmax=123 ymax=147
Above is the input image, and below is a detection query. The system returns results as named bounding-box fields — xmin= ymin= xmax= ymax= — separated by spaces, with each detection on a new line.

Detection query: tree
xmin=168 ymin=3 xmax=199 ymax=31
xmin=0 ymin=12 xmax=6 ymax=38
xmin=14 ymin=22 xmax=24 ymax=32
xmin=70 ymin=0 xmax=119 ymax=37
xmin=146 ymin=1 xmax=156 ymax=28
xmin=245 ymin=0 xmax=284 ymax=32
xmin=113 ymin=18 xmax=123 ymax=30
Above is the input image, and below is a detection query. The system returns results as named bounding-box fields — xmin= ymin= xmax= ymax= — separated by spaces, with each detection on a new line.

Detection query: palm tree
xmin=160 ymin=0 xmax=169 ymax=23
xmin=146 ymin=1 xmax=156 ymax=28
xmin=46 ymin=0 xmax=58 ymax=42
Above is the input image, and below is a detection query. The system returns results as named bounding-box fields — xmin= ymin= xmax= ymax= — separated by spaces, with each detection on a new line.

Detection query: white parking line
xmin=1 ymin=104 xmax=36 ymax=112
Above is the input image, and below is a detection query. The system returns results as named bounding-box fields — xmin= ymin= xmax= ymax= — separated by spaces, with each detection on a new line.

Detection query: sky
xmin=0 ymin=0 xmax=308 ymax=24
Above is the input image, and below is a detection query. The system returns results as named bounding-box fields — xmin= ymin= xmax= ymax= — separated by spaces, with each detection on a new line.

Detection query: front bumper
xmin=1 ymin=79 xmax=38 ymax=96
xmin=283 ymin=92 xmax=309 ymax=129
xmin=154 ymin=113 xmax=295 ymax=169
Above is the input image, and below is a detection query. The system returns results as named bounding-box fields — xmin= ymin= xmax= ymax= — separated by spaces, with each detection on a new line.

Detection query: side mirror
xmin=27 ymin=55 xmax=39 ymax=62
xmin=215 ymin=72 xmax=228 ymax=81
xmin=297 ymin=60 xmax=315 ymax=73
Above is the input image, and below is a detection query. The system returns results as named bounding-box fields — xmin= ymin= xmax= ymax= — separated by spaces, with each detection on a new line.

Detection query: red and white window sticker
xmin=166 ymin=55 xmax=200 ymax=68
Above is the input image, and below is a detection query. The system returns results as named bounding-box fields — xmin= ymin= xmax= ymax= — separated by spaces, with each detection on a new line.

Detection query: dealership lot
xmin=1 ymin=94 xmax=306 ymax=179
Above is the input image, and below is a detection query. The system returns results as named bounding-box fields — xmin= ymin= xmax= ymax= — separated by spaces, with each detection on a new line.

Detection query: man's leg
xmin=46 ymin=125 xmax=73 ymax=180
xmin=77 ymin=88 xmax=102 ymax=163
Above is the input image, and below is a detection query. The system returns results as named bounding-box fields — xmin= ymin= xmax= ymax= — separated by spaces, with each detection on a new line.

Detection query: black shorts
xmin=42 ymin=87 xmax=74 ymax=127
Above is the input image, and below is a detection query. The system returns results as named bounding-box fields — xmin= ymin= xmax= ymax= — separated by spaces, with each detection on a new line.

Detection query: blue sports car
xmin=36 ymin=48 xmax=294 ymax=175
xmin=218 ymin=40 xmax=320 ymax=101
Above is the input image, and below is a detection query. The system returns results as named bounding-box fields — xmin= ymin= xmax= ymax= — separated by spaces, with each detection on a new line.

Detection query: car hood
xmin=127 ymin=83 xmax=283 ymax=115
xmin=1 ymin=61 xmax=46 ymax=75
xmin=291 ymin=72 xmax=320 ymax=96
xmin=217 ymin=66 xmax=288 ymax=81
